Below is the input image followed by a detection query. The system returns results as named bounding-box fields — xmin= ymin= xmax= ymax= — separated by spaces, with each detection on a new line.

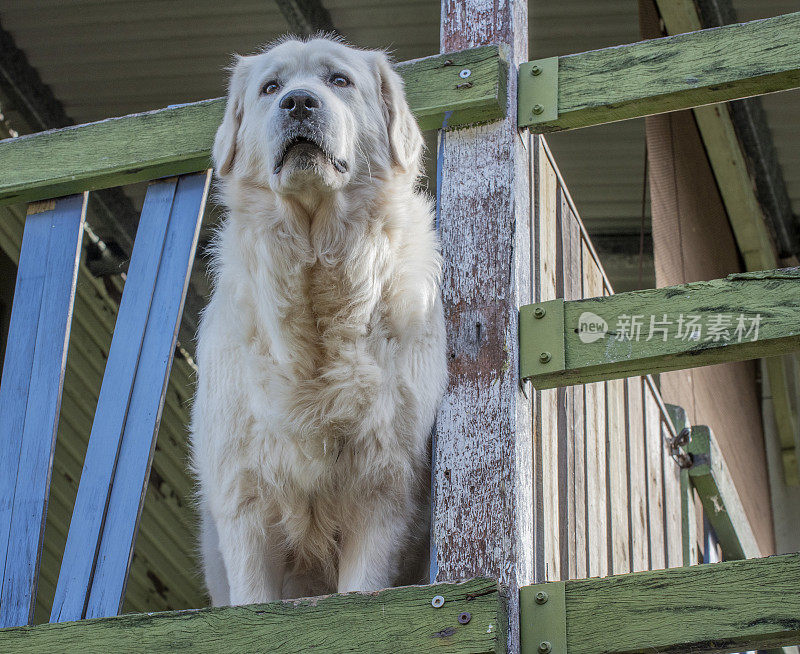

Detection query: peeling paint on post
xmin=432 ymin=1 xmax=532 ymax=652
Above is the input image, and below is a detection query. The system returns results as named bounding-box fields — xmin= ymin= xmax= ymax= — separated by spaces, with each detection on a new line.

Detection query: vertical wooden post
xmin=432 ymin=1 xmax=531 ymax=650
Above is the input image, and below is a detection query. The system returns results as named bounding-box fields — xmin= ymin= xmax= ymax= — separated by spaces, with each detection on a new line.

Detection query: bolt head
xmin=533 ymin=104 xmax=544 ymax=115
xmin=535 ymin=590 xmax=548 ymax=604
xmin=431 ymin=595 xmax=445 ymax=608
xmin=539 ymin=351 xmax=552 ymax=364
xmin=459 ymin=68 xmax=471 ymax=79
xmin=531 ymin=65 xmax=542 ymax=76
xmin=538 ymin=642 xmax=552 ymax=654
xmin=533 ymin=306 xmax=546 ymax=319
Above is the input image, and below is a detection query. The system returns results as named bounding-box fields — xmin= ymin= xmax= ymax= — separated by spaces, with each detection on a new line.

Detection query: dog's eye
xmin=262 ymin=80 xmax=280 ymax=95
xmin=330 ymin=74 xmax=351 ymax=88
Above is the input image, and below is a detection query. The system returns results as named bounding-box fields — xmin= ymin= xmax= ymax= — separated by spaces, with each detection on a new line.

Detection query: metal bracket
xmin=664 ymin=404 xmax=694 ymax=469
xmin=519 ymin=299 xmax=566 ymax=382
xmin=518 ymin=57 xmax=559 ymax=128
xmin=520 ymin=581 xmax=567 ymax=654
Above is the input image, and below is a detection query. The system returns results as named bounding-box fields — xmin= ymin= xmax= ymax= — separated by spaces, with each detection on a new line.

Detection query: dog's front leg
xmin=337 ymin=498 xmax=407 ymax=593
xmin=216 ymin=514 xmax=285 ymax=605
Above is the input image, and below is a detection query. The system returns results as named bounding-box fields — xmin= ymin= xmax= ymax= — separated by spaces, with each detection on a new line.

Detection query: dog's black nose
xmin=279 ymin=89 xmax=321 ymax=121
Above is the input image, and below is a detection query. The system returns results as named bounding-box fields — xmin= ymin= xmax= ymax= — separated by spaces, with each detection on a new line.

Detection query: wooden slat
xmin=568 ymin=211 xmax=586 ymax=581
xmin=626 ymin=378 xmax=649 ymax=572
xmin=51 ymin=172 xmax=209 ymax=622
xmin=0 ymin=578 xmax=507 ymax=654
xmin=520 ymin=268 xmax=800 ymax=388
xmin=520 ymin=12 xmax=800 ymax=131
xmin=558 ymin=187 xmax=581 ymax=580
xmin=86 ymin=173 xmax=207 ymax=617
xmin=0 ymin=47 xmax=507 ymax=207
xmin=661 ymin=420 xmax=684 ymax=568
xmin=607 ymin=377 xmax=630 ymax=574
xmin=536 ymin=138 xmax=560 ymax=582
xmin=573 ymin=376 xmax=588 ymax=580
xmin=520 ymin=553 xmax=800 ymax=654
xmin=581 ymin=242 xmax=608 ymax=579
xmin=644 ymin=384 xmax=666 ymax=570
xmin=0 ymin=194 xmax=86 ymax=627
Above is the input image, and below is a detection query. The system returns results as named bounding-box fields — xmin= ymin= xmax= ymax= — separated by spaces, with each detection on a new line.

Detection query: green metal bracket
xmin=519 ymin=299 xmax=566 ymax=381
xmin=518 ymin=56 xmax=558 ymax=128
xmin=520 ymin=581 xmax=567 ymax=654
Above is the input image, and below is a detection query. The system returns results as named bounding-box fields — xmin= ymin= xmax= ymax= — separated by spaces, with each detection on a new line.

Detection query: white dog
xmin=190 ymin=36 xmax=447 ymax=606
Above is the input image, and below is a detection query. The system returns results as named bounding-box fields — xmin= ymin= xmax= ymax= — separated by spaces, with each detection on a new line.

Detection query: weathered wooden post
xmin=432 ymin=0 xmax=532 ymax=649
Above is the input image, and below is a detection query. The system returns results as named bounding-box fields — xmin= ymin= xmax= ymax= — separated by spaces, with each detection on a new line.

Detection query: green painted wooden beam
xmin=521 ymin=553 xmax=800 ymax=654
xmin=519 ymin=11 xmax=800 ymax=131
xmin=520 ymin=267 xmax=800 ymax=389
xmin=0 ymin=46 xmax=507 ymax=207
xmin=0 ymin=578 xmax=506 ymax=653
xmin=686 ymin=424 xmax=761 ymax=561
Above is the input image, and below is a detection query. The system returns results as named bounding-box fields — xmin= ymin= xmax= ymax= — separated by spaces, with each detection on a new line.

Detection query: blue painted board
xmin=51 ymin=171 xmax=209 ymax=622
xmin=0 ymin=194 xmax=87 ymax=627
xmin=50 ymin=179 xmax=179 ymax=623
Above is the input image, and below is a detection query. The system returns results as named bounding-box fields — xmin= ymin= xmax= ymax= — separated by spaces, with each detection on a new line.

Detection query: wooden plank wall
xmin=533 ymin=136 xmax=685 ymax=580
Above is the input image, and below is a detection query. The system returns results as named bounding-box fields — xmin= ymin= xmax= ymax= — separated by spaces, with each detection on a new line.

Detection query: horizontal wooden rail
xmin=519 ymin=11 xmax=800 ymax=131
xmin=0 ymin=578 xmax=506 ymax=653
xmin=521 ymin=553 xmax=800 ymax=654
xmin=0 ymin=45 xmax=507 ymax=206
xmin=519 ymin=267 xmax=800 ymax=388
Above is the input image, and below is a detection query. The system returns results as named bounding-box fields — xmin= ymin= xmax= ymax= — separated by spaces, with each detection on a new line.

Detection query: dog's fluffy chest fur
xmin=192 ymin=189 xmax=446 ymax=584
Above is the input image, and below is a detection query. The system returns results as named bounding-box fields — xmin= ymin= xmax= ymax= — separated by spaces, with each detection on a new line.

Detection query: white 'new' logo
xmin=578 ymin=312 xmax=608 ymax=343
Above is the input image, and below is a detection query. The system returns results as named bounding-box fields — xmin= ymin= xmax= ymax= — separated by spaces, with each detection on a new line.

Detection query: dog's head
xmin=213 ymin=37 xmax=423 ymax=196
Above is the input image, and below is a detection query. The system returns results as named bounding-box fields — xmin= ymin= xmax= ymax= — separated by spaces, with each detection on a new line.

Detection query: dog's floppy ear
xmin=213 ymin=56 xmax=251 ymax=177
xmin=375 ymin=53 xmax=423 ymax=173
